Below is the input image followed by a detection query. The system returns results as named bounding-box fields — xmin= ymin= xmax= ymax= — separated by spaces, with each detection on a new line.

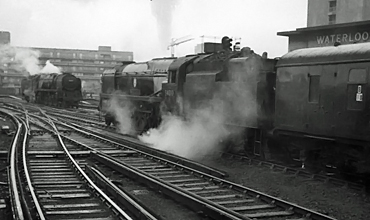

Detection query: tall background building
xmin=0 ymin=31 xmax=133 ymax=97
xmin=279 ymin=0 xmax=370 ymax=51
xmin=307 ymin=0 xmax=370 ymax=26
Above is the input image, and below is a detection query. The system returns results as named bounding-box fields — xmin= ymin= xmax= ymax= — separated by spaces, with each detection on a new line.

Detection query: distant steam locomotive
xmin=21 ymin=72 xmax=82 ymax=108
xmin=99 ymin=36 xmax=370 ymax=177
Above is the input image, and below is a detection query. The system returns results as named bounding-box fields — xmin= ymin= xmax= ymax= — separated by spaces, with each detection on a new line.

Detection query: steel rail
xmin=36 ymin=114 xmax=134 ymax=220
xmin=91 ymin=152 xmax=246 ymax=220
xmin=51 ymin=117 xmax=228 ymax=178
xmin=17 ymin=116 xmax=46 ymax=220
xmin=48 ymin=108 xmax=366 ymax=192
xmin=55 ymin=117 xmax=336 ymax=220
xmin=0 ymin=110 xmax=24 ymax=220
xmin=85 ymin=165 xmax=160 ymax=220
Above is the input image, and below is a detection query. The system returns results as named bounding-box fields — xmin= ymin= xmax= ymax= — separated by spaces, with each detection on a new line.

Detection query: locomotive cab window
xmin=347 ymin=69 xmax=367 ymax=110
xmin=169 ymin=70 xmax=177 ymax=83
xmin=308 ymin=75 xmax=320 ymax=103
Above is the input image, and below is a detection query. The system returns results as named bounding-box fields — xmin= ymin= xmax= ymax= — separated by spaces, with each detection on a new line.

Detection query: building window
xmin=329 ymin=0 xmax=337 ymax=12
xmin=113 ymin=55 xmax=116 ymax=60
xmin=57 ymin=52 xmax=60 ymax=57
xmin=50 ymin=52 xmax=53 ymax=57
xmin=79 ymin=53 xmax=83 ymax=59
xmin=95 ymin=54 xmax=98 ymax=59
xmin=100 ymin=61 xmax=104 ymax=64
xmin=128 ymin=55 xmax=132 ymax=61
xmin=73 ymin=53 xmax=76 ymax=58
xmin=328 ymin=14 xmax=336 ymax=25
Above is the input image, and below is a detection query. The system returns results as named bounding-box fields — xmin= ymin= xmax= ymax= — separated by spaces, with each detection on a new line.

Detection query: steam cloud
xmin=0 ymin=45 xmax=61 ymax=76
xmin=151 ymin=0 xmax=180 ymax=52
xmin=139 ymin=99 xmax=230 ymax=160
xmin=0 ymin=45 xmax=40 ymax=76
xmin=139 ymin=85 xmax=257 ymax=160
xmin=40 ymin=60 xmax=62 ymax=74
xmin=106 ymin=93 xmax=135 ymax=135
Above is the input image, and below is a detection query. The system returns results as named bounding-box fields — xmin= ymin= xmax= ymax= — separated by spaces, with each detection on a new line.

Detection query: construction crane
xmin=167 ymin=35 xmax=195 ymax=57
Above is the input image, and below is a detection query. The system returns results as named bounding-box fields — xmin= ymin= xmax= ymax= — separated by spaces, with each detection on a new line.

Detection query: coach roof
xmin=277 ymin=42 xmax=370 ymax=67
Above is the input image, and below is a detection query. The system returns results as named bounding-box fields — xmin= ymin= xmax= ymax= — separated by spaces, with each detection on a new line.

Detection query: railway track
xmin=5 ymin=109 xmax=160 ymax=220
xmin=47 ymin=112 xmax=337 ymax=219
xmin=44 ymin=107 xmax=367 ymax=192
xmin=3 ymin=103 xmax=339 ymax=219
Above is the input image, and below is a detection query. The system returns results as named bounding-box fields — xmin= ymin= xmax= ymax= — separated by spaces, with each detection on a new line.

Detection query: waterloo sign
xmin=315 ymin=31 xmax=370 ymax=45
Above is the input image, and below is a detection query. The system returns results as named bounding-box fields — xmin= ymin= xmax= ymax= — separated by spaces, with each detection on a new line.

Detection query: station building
xmin=307 ymin=0 xmax=370 ymax=26
xmin=0 ymin=31 xmax=133 ymax=96
xmin=279 ymin=0 xmax=370 ymax=51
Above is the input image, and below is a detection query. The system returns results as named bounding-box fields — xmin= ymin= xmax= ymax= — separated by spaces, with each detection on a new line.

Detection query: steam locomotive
xmin=21 ymin=72 xmax=82 ymax=108
xmin=99 ymin=36 xmax=370 ymax=176
xmin=99 ymin=58 xmax=175 ymax=130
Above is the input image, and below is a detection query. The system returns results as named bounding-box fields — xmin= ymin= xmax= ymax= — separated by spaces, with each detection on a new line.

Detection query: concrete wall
xmin=307 ymin=0 xmax=370 ymax=26
xmin=307 ymin=0 xmax=329 ymax=27
xmin=337 ymin=0 xmax=364 ymax=24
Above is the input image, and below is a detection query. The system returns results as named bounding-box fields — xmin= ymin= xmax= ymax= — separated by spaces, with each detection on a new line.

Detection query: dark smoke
xmin=151 ymin=0 xmax=179 ymax=52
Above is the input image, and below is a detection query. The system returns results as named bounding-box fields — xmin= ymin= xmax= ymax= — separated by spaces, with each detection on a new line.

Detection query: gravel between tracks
xmin=0 ymin=114 xmax=16 ymax=220
xmin=201 ymin=157 xmax=370 ymax=220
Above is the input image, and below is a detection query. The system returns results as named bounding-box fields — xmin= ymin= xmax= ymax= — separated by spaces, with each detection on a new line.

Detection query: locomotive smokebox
xmin=56 ymin=73 xmax=81 ymax=91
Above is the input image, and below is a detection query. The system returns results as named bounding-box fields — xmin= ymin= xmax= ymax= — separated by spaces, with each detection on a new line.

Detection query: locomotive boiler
xmin=99 ymin=58 xmax=176 ymax=132
xmin=21 ymin=72 xmax=82 ymax=108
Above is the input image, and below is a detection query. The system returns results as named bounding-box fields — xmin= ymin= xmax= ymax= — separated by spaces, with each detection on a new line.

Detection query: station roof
xmin=277 ymin=20 xmax=370 ymax=36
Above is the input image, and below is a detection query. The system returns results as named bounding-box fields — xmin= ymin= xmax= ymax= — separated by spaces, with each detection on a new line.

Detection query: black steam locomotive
xmin=99 ymin=36 xmax=370 ymax=176
xmin=21 ymin=72 xmax=82 ymax=108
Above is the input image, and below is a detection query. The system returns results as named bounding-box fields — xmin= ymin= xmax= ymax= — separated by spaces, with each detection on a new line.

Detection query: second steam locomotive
xmin=21 ymin=72 xmax=82 ymax=108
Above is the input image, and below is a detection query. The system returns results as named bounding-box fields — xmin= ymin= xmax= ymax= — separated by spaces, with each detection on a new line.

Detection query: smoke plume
xmin=0 ymin=45 xmax=40 ymax=76
xmin=150 ymin=0 xmax=180 ymax=52
xmin=106 ymin=92 xmax=135 ymax=135
xmin=139 ymin=99 xmax=231 ymax=160
xmin=40 ymin=60 xmax=62 ymax=74
xmin=139 ymin=88 xmax=257 ymax=160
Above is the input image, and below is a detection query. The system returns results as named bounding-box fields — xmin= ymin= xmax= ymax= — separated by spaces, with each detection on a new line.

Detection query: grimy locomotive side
xmin=21 ymin=72 xmax=83 ymax=108
xmin=99 ymin=36 xmax=370 ymax=177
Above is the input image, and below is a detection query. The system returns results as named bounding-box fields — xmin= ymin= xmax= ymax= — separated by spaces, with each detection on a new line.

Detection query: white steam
xmin=0 ymin=45 xmax=40 ymax=76
xmin=151 ymin=0 xmax=179 ymax=52
xmin=139 ymin=99 xmax=230 ymax=160
xmin=139 ymin=55 xmax=261 ymax=160
xmin=40 ymin=60 xmax=62 ymax=74
xmin=106 ymin=93 xmax=135 ymax=135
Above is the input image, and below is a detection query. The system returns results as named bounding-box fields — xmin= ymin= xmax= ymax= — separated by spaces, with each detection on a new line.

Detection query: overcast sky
xmin=0 ymin=0 xmax=307 ymax=61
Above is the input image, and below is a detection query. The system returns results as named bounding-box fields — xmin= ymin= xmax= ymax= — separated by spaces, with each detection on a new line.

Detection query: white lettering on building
xmin=316 ymin=31 xmax=370 ymax=45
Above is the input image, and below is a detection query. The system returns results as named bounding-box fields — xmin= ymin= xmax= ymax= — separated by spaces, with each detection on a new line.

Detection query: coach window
xmin=308 ymin=75 xmax=320 ymax=103
xmin=347 ymin=69 xmax=367 ymax=110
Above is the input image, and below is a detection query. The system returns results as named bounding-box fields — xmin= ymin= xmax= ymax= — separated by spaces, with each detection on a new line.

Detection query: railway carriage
xmin=274 ymin=43 xmax=370 ymax=174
